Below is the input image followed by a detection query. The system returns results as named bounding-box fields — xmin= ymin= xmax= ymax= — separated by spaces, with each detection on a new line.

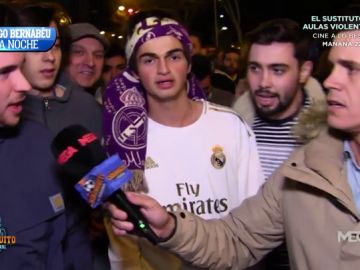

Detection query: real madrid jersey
xmin=106 ymin=101 xmax=264 ymax=270
xmin=144 ymin=100 xmax=264 ymax=219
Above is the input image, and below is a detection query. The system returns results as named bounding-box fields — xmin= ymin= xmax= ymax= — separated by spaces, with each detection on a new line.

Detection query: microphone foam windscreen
xmin=51 ymin=124 xmax=107 ymax=182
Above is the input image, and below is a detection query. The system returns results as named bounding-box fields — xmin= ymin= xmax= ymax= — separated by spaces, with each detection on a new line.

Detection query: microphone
xmin=51 ymin=124 xmax=160 ymax=244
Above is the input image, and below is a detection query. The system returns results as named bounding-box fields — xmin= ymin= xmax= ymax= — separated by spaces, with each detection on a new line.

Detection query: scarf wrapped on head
xmin=103 ymin=17 xmax=206 ymax=192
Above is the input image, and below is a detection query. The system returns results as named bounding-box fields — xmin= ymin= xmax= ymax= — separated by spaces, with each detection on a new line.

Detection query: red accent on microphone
xmin=58 ymin=146 xmax=78 ymax=165
xmin=77 ymin=133 xmax=97 ymax=147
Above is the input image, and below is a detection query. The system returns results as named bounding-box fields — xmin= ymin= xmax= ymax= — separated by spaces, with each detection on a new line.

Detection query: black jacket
xmin=0 ymin=120 xmax=92 ymax=269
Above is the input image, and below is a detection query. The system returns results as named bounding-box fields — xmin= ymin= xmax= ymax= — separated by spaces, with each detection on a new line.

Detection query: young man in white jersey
xmin=103 ymin=10 xmax=264 ymax=269
xmin=109 ymin=26 xmax=360 ymax=270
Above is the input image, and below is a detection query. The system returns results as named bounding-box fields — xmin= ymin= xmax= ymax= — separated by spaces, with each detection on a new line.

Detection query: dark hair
xmin=0 ymin=2 xmax=20 ymax=26
xmin=245 ymin=18 xmax=311 ymax=65
xmin=191 ymin=54 xmax=212 ymax=81
xmin=189 ymin=32 xmax=202 ymax=45
xmin=126 ymin=9 xmax=191 ymax=72
xmin=223 ymin=47 xmax=241 ymax=58
xmin=10 ymin=1 xmax=71 ymax=52
xmin=328 ymin=4 xmax=360 ymax=36
xmin=106 ymin=43 xmax=126 ymax=59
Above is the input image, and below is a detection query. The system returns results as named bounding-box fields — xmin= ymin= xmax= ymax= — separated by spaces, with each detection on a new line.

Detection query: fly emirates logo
xmin=163 ymin=182 xmax=229 ymax=216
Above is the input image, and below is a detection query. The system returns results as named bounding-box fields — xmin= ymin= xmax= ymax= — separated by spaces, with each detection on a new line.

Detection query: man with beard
xmin=233 ymin=19 xmax=325 ymax=180
xmin=232 ymin=19 xmax=325 ymax=270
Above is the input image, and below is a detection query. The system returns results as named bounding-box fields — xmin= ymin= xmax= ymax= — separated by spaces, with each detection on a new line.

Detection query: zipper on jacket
xmin=43 ymin=97 xmax=49 ymax=127
xmin=43 ymin=97 xmax=50 ymax=110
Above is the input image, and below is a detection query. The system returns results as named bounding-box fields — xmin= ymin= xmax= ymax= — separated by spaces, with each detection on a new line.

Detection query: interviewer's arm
xmin=159 ymin=170 xmax=285 ymax=270
xmin=108 ymin=172 xmax=285 ymax=270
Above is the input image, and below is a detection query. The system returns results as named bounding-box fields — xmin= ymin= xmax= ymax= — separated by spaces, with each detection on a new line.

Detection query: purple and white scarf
xmin=103 ymin=17 xmax=206 ymax=191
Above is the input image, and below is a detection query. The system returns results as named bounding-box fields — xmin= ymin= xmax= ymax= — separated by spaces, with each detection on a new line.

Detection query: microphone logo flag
xmin=75 ymin=154 xmax=133 ymax=208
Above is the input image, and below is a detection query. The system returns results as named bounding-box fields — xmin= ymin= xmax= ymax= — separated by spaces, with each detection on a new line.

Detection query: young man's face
xmin=135 ymin=35 xmax=190 ymax=103
xmin=102 ymin=55 xmax=126 ymax=86
xmin=67 ymin=37 xmax=105 ymax=88
xmin=0 ymin=52 xmax=31 ymax=127
xmin=247 ymin=42 xmax=311 ymax=120
xmin=324 ymin=30 xmax=360 ymax=135
xmin=21 ymin=21 xmax=61 ymax=93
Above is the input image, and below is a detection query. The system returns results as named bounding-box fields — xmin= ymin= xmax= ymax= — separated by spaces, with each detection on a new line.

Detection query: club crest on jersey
xmin=211 ymin=145 xmax=226 ymax=169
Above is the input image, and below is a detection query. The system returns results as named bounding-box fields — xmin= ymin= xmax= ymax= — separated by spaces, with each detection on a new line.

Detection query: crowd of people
xmin=1 ymin=0 xmax=360 ymax=270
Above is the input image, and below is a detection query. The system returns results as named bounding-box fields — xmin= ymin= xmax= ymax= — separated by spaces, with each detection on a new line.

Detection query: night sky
xmin=57 ymin=0 xmax=357 ymax=47
xmin=191 ymin=0 xmax=355 ymax=46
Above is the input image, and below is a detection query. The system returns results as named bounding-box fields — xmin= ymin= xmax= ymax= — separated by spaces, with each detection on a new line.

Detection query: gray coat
xmin=23 ymin=72 xmax=102 ymax=137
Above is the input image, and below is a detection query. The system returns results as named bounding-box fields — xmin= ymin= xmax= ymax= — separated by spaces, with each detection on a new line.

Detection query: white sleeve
xmin=236 ymin=118 xmax=265 ymax=203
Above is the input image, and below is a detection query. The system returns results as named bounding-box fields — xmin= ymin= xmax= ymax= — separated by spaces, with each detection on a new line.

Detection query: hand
xmin=106 ymin=192 xmax=176 ymax=240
